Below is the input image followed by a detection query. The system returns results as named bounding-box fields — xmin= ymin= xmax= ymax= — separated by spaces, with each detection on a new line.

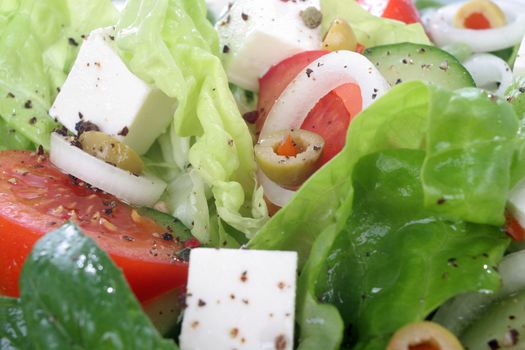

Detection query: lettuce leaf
xmin=115 ymin=0 xmax=267 ymax=242
xmin=0 ymin=0 xmax=118 ymax=149
xmin=0 ymin=119 xmax=33 ymax=151
xmin=250 ymin=81 xmax=520 ymax=350
xmin=318 ymin=149 xmax=509 ymax=349
xmin=320 ymin=0 xmax=431 ymax=48
xmin=422 ymin=88 xmax=518 ymax=225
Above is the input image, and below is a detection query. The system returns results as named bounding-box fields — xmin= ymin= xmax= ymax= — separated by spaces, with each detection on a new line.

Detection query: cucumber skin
xmin=461 ymin=290 xmax=525 ymax=350
xmin=364 ymin=42 xmax=475 ymax=90
xmin=138 ymin=207 xmax=192 ymax=241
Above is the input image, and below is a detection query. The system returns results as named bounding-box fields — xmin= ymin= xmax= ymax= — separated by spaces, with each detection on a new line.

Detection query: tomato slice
xmin=505 ymin=212 xmax=525 ymax=241
xmin=256 ymin=50 xmax=328 ymax=132
xmin=257 ymin=50 xmax=362 ymax=166
xmin=357 ymin=0 xmax=420 ymax=24
xmin=0 ymin=150 xmax=188 ymax=302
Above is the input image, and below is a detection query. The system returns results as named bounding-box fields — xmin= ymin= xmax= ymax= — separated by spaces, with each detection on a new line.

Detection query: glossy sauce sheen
xmin=0 ymin=150 xmax=188 ymax=302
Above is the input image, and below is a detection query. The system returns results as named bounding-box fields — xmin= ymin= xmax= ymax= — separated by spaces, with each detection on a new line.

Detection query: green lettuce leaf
xmin=506 ymin=77 xmax=525 ymax=119
xmin=506 ymin=78 xmax=525 ymax=186
xmin=0 ymin=119 xmax=33 ymax=151
xmin=115 ymin=0 xmax=267 ymax=242
xmin=250 ymin=81 xmax=520 ymax=350
xmin=422 ymin=88 xmax=518 ymax=225
xmin=321 ymin=0 xmax=431 ymax=48
xmin=317 ymin=149 xmax=509 ymax=349
xmin=0 ymin=223 xmax=178 ymax=350
xmin=0 ymin=0 xmax=118 ymax=149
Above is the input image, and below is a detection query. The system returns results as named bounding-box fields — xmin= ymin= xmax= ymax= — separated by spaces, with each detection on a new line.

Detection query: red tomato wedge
xmin=357 ymin=0 xmax=420 ymax=24
xmin=506 ymin=212 xmax=525 ymax=241
xmin=257 ymin=50 xmax=363 ymax=166
xmin=0 ymin=150 xmax=188 ymax=303
xmin=256 ymin=50 xmax=328 ymax=131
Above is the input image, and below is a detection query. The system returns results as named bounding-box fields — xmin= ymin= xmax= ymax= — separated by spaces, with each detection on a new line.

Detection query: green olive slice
xmin=255 ymin=129 xmax=324 ymax=188
xmin=79 ymin=131 xmax=144 ymax=174
xmin=387 ymin=321 xmax=464 ymax=350
xmin=322 ymin=18 xmax=358 ymax=52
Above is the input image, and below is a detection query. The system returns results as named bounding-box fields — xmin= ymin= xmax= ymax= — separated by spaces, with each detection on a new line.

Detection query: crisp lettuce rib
xmin=115 ymin=0 xmax=268 ymax=242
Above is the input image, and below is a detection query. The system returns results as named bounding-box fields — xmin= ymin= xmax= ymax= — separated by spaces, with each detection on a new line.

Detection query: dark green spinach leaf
xmin=0 ymin=223 xmax=179 ymax=350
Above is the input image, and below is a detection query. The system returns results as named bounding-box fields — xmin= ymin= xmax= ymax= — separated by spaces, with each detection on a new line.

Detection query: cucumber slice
xmin=460 ymin=290 xmax=525 ymax=349
xmin=363 ymin=42 xmax=475 ymax=90
xmin=143 ymin=289 xmax=183 ymax=336
xmin=433 ymin=250 xmax=525 ymax=336
xmin=138 ymin=207 xmax=192 ymax=242
xmin=138 ymin=208 xmax=191 ymax=335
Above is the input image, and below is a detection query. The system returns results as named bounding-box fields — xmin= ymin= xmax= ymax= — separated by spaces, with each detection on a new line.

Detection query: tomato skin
xmin=357 ymin=0 xmax=420 ymax=24
xmin=505 ymin=213 xmax=525 ymax=241
xmin=301 ymin=84 xmax=361 ymax=165
xmin=257 ymin=50 xmax=362 ymax=166
xmin=0 ymin=151 xmax=188 ymax=303
xmin=257 ymin=50 xmax=328 ymax=132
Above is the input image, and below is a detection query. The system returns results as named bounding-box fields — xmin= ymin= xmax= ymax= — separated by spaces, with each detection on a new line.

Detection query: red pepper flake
xmin=230 ymin=328 xmax=239 ymax=338
xmin=275 ymin=335 xmax=287 ymax=350
xmin=242 ymin=111 xmax=258 ymax=124
xmin=37 ymin=145 xmax=44 ymax=156
xmin=191 ymin=321 xmax=200 ymax=329
xmin=241 ymin=12 xmax=249 ymax=21
xmin=277 ymin=281 xmax=286 ymax=290
xmin=240 ymin=270 xmax=248 ymax=282
xmin=118 ymin=126 xmax=129 ymax=136
xmin=184 ymin=238 xmax=201 ymax=249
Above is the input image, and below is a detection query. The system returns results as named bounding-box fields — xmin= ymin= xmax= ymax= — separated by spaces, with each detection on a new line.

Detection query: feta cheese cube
xmin=217 ymin=0 xmax=321 ymax=92
xmin=179 ymin=248 xmax=298 ymax=350
xmin=49 ymin=27 xmax=176 ymax=155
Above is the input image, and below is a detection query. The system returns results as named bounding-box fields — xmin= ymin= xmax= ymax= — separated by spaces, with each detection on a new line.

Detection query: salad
xmin=1 ymin=0 xmax=525 ymax=349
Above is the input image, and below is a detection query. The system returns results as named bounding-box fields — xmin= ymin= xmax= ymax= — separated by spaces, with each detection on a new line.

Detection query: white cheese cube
xmin=49 ymin=27 xmax=176 ymax=155
xmin=217 ymin=0 xmax=321 ymax=92
xmin=179 ymin=248 xmax=298 ymax=350
xmin=514 ymin=35 xmax=525 ymax=78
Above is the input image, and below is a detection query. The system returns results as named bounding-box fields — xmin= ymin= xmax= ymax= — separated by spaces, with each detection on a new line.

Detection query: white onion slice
xmin=424 ymin=0 xmax=525 ymax=53
xmin=259 ymin=51 xmax=390 ymax=206
xmin=50 ymin=133 xmax=166 ymax=207
xmin=260 ymin=50 xmax=390 ymax=138
xmin=514 ymin=34 xmax=525 ymax=77
xmin=257 ymin=170 xmax=295 ymax=208
xmin=463 ymin=53 xmax=513 ymax=95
